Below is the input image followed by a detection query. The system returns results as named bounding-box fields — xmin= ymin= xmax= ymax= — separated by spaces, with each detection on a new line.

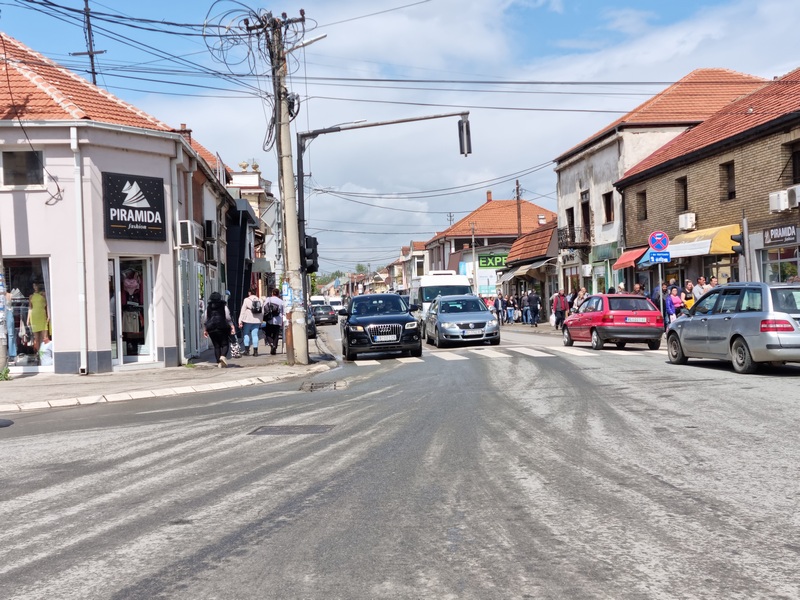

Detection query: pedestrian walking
xmin=203 ymin=291 xmax=235 ymax=368
xmin=552 ymin=289 xmax=569 ymax=330
xmin=263 ymin=288 xmax=284 ymax=355
xmin=238 ymin=286 xmax=264 ymax=356
xmin=521 ymin=292 xmax=531 ymax=324
xmin=529 ymin=289 xmax=541 ymax=327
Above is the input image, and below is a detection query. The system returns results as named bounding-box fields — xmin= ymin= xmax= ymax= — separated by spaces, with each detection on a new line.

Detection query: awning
xmin=638 ymin=224 xmax=740 ymax=266
xmin=498 ymin=270 xmax=516 ymax=283
xmin=511 ymin=265 xmax=533 ymax=278
xmin=612 ymin=247 xmax=647 ymax=271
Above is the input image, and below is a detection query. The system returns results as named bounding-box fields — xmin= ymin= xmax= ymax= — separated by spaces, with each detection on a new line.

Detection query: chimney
xmin=463 ymin=243 xmax=469 ymax=250
xmin=538 ymin=214 xmax=546 ymax=225
xmin=486 ymin=190 xmax=492 ymax=202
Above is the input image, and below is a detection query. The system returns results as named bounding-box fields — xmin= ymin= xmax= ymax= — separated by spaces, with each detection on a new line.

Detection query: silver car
xmin=666 ymin=282 xmax=800 ymax=374
xmin=425 ymin=295 xmax=500 ymax=347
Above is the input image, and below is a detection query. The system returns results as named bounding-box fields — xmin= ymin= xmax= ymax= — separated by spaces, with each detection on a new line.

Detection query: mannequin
xmin=27 ymin=282 xmax=49 ymax=355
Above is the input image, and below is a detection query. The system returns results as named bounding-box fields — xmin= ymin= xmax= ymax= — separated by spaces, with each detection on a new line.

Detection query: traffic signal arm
xmin=730 ymin=233 xmax=744 ymax=255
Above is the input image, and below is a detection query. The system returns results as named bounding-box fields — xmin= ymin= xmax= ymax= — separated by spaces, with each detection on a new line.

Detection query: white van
xmin=328 ymin=296 xmax=343 ymax=311
xmin=408 ymin=270 xmax=474 ymax=335
xmin=310 ymin=295 xmax=326 ymax=307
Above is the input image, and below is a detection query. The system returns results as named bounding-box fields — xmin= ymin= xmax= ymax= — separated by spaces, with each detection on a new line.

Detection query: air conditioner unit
xmin=204 ymin=219 xmax=217 ymax=240
xmin=193 ymin=221 xmax=204 ymax=243
xmin=678 ymin=212 xmax=697 ymax=231
xmin=787 ymin=184 xmax=800 ymax=209
xmin=204 ymin=241 xmax=217 ymax=263
xmin=580 ymin=264 xmax=593 ymax=277
xmin=769 ymin=190 xmax=789 ymax=213
xmin=177 ymin=220 xmax=194 ymax=247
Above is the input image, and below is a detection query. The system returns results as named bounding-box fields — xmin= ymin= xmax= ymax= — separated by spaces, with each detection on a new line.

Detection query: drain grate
xmin=249 ymin=425 xmax=335 ymax=435
xmin=300 ymin=380 xmax=348 ymax=392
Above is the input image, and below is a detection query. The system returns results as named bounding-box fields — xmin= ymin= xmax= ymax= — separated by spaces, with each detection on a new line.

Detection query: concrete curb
xmin=1 ymin=362 xmax=336 ymax=413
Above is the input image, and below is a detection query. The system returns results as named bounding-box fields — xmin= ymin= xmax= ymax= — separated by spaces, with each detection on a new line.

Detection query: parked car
xmin=339 ymin=293 xmax=422 ymax=361
xmin=306 ymin=307 xmax=317 ymax=340
xmin=666 ymin=282 xmax=800 ymax=374
xmin=562 ymin=294 xmax=664 ymax=350
xmin=313 ymin=304 xmax=338 ymax=325
xmin=424 ymin=294 xmax=500 ymax=347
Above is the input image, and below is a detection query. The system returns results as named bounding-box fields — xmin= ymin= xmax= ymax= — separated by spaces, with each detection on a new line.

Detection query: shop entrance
xmin=109 ymin=257 xmax=154 ymax=365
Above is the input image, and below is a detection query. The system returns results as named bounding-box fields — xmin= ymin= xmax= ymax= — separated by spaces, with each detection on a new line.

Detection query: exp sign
xmin=648 ymin=231 xmax=670 ymax=252
xmin=479 ymin=254 xmax=507 ymax=269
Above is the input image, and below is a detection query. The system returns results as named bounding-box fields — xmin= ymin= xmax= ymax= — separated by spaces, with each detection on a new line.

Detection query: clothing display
xmin=29 ymin=291 xmax=48 ymax=333
xmin=39 ymin=339 xmax=54 ymax=366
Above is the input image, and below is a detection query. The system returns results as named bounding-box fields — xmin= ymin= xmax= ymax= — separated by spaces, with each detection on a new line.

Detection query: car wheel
xmin=731 ymin=337 xmax=758 ymax=374
xmin=426 ymin=326 xmax=434 ymax=345
xmin=646 ymin=339 xmax=661 ymax=350
xmin=667 ymin=333 xmax=687 ymax=365
xmin=343 ymin=343 xmax=355 ymax=362
xmin=615 ymin=342 xmax=627 ymax=349
xmin=411 ymin=343 xmax=422 ymax=357
xmin=562 ymin=326 xmax=573 ymax=347
xmin=490 ymin=337 xmax=500 ymax=346
xmin=434 ymin=328 xmax=447 ymax=349
xmin=591 ymin=329 xmax=604 ymax=350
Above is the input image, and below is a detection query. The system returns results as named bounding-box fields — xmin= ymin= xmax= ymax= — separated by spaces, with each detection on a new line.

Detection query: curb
xmin=0 ymin=362 xmax=336 ymax=414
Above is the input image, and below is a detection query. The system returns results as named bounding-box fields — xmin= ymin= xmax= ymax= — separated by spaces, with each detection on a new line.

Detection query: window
xmin=740 ymin=288 xmax=763 ymax=312
xmin=415 ymin=257 xmax=424 ymax=277
xmin=602 ymin=191 xmax=614 ymax=223
xmin=717 ymin=289 xmax=741 ymax=314
xmin=636 ymin=191 xmax=647 ymax=221
xmin=675 ymin=177 xmax=688 ymax=212
xmin=720 ymin=161 xmax=736 ymax=200
xmin=694 ymin=289 xmax=720 ymax=314
xmin=2 ymin=151 xmax=44 ymax=186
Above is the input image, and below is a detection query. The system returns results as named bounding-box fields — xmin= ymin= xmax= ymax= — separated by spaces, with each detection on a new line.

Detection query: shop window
xmin=2 ymin=151 xmax=44 ymax=186
xmin=761 ymin=246 xmax=799 ymax=283
xmin=720 ymin=161 xmax=736 ymax=200
xmin=675 ymin=177 xmax=688 ymax=212
xmin=3 ymin=258 xmax=51 ymax=368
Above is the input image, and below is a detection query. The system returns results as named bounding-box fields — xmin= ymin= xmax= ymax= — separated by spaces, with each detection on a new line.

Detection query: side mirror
xmin=409 ymin=303 xmax=420 ymax=312
xmin=338 ymin=308 xmax=348 ymax=316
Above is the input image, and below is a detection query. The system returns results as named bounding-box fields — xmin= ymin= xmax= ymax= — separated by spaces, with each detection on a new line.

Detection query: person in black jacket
xmin=203 ymin=291 xmax=235 ymax=367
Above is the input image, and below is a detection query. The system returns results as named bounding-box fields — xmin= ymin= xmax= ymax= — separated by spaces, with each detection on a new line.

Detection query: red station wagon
xmin=562 ymin=294 xmax=664 ymax=350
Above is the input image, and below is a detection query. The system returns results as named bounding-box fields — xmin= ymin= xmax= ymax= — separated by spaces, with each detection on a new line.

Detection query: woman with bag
xmin=203 ymin=291 xmax=235 ymax=368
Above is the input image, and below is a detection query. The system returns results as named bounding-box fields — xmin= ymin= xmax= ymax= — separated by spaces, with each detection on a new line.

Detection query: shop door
xmin=111 ymin=257 xmax=155 ymax=364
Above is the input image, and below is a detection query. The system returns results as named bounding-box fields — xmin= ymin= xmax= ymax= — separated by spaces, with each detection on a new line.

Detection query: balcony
xmin=557 ymin=226 xmax=590 ymax=249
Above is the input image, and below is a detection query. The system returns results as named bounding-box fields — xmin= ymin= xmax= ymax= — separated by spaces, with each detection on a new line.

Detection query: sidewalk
xmin=0 ymin=337 xmax=337 ymax=414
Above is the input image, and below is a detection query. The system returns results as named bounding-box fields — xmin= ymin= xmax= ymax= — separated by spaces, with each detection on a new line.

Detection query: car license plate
xmin=463 ymin=329 xmax=483 ymax=336
xmin=625 ymin=317 xmax=647 ymax=323
xmin=374 ymin=334 xmax=397 ymax=342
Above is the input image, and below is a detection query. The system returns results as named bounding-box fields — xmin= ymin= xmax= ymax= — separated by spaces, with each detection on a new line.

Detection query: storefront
xmin=752 ymin=224 xmax=799 ymax=283
xmin=3 ymin=258 xmax=52 ymax=371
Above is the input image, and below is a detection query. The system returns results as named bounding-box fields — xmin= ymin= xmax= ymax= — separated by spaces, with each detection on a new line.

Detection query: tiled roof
xmin=427 ymin=199 xmax=556 ymax=245
xmin=555 ymin=68 xmax=767 ymax=163
xmin=507 ymin=222 xmax=557 ymax=263
xmin=0 ymin=32 xmax=171 ymax=131
xmin=411 ymin=241 xmax=426 ymax=251
xmin=620 ymin=67 xmax=800 ymax=181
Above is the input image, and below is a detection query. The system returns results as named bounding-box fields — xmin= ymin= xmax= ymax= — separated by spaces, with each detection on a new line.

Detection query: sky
xmin=3 ymin=0 xmax=800 ymax=275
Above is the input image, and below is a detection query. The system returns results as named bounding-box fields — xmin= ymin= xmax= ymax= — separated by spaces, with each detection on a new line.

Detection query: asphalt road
xmin=1 ymin=324 xmax=799 ymax=599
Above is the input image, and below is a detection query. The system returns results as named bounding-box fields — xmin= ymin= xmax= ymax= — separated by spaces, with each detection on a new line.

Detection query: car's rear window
xmin=771 ymin=288 xmax=800 ymax=313
xmin=608 ymin=297 xmax=657 ymax=312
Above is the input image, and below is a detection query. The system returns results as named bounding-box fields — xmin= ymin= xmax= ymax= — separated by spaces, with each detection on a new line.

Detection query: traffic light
xmin=458 ymin=117 xmax=472 ymax=156
xmin=730 ymin=232 xmax=745 ymax=255
xmin=302 ymin=235 xmax=319 ymax=273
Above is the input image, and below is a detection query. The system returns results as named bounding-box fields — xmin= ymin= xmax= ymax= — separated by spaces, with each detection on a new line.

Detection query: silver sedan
xmin=666 ymin=282 xmax=800 ymax=373
xmin=424 ymin=295 xmax=500 ymax=347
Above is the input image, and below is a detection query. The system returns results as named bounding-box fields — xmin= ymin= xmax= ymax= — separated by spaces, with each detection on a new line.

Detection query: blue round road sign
xmin=649 ymin=231 xmax=670 ymax=251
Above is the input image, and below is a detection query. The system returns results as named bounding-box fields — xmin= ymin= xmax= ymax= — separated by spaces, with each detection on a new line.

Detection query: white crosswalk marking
xmin=354 ymin=360 xmax=381 ymax=366
xmin=548 ymin=346 xmax=599 ymax=357
xmin=468 ymin=348 xmax=510 ymax=359
xmin=430 ymin=352 xmax=469 ymax=361
xmin=507 ymin=347 xmax=554 ymax=358
xmin=396 ymin=357 xmax=424 ymax=363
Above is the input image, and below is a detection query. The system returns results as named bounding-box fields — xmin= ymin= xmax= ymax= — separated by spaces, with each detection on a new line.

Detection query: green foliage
xmin=0 ymin=366 xmax=10 ymax=381
xmin=355 ymin=263 xmax=368 ymax=274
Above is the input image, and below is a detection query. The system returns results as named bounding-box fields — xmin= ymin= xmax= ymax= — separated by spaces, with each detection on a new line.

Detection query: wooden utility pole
xmin=0 ymin=223 xmax=7 ymax=370
xmin=516 ymin=179 xmax=522 ymax=236
xmin=70 ymin=0 xmax=106 ymax=85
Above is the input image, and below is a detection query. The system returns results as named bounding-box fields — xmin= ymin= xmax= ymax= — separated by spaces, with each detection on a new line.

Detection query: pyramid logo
xmin=121 ymin=181 xmax=150 ymax=208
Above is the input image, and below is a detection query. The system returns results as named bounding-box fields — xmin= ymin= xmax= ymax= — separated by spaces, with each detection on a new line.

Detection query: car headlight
xmin=348 ymin=325 xmax=365 ymax=332
xmin=442 ymin=322 xmax=460 ymax=330
xmin=404 ymin=321 xmax=418 ymax=329
xmin=489 ymin=318 xmax=498 ymax=326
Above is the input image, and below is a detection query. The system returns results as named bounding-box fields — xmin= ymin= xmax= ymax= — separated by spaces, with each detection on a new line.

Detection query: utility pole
xmin=70 ymin=0 xmax=106 ymax=86
xmin=515 ymin=179 xmax=522 ymax=237
xmin=265 ymin=13 xmax=308 ymax=365
xmin=470 ymin=221 xmax=478 ymax=295
xmin=0 ymin=223 xmax=7 ymax=370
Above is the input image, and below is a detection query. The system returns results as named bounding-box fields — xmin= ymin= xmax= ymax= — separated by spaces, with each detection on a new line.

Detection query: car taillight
xmin=656 ymin=314 xmax=664 ymax=325
xmin=761 ymin=319 xmax=795 ymax=332
xmin=602 ymin=313 xmax=614 ymax=322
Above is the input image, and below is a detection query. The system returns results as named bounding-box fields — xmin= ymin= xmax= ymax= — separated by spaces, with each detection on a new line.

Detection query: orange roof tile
xmin=555 ymin=68 xmax=767 ymax=163
xmin=428 ymin=199 xmax=556 ymax=245
xmin=621 ymin=67 xmax=800 ymax=181
xmin=411 ymin=241 xmax=426 ymax=251
xmin=1 ymin=32 xmax=171 ymax=131
xmin=507 ymin=222 xmax=557 ymax=263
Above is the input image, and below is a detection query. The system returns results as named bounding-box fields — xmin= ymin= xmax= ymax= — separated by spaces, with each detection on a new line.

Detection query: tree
xmin=355 ymin=263 xmax=368 ymax=274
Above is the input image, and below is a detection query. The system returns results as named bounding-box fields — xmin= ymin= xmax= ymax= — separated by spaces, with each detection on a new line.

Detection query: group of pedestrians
xmin=202 ymin=287 xmax=284 ymax=368
xmin=649 ymin=275 xmax=717 ymax=329
xmin=489 ymin=290 xmax=543 ymax=326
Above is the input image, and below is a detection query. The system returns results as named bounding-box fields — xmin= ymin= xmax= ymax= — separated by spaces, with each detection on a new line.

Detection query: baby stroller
xmin=229 ymin=333 xmax=242 ymax=359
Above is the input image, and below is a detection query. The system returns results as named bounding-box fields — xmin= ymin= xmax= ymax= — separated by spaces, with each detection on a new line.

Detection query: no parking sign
xmin=649 ymin=231 xmax=670 ymax=251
